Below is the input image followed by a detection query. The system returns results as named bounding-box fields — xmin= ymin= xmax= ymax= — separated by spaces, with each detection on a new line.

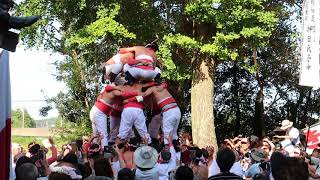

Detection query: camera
xmin=104 ymin=145 xmax=116 ymax=159
xmin=29 ymin=144 xmax=44 ymax=163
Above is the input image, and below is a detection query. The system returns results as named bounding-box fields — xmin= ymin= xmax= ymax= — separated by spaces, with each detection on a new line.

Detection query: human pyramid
xmin=89 ymin=42 xmax=181 ymax=149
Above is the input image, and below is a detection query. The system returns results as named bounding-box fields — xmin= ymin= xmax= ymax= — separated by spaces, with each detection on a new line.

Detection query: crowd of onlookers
xmin=11 ymin=120 xmax=320 ymax=180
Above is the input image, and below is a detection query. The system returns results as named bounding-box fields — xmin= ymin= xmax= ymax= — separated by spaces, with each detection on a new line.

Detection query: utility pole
xmin=21 ymin=108 xmax=25 ymax=128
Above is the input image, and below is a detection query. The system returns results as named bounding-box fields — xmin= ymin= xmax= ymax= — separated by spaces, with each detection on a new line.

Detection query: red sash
xmin=158 ymin=97 xmax=176 ymax=109
xmin=95 ymin=100 xmax=112 ymax=115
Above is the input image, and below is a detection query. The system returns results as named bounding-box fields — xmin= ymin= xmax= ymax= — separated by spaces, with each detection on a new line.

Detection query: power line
xmin=12 ymin=100 xmax=46 ymax=102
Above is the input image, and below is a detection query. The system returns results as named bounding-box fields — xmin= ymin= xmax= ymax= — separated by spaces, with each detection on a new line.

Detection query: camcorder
xmin=29 ymin=144 xmax=44 ymax=163
xmin=103 ymin=145 xmax=116 ymax=159
xmin=29 ymin=143 xmax=47 ymax=177
xmin=0 ymin=32 xmax=19 ymax=52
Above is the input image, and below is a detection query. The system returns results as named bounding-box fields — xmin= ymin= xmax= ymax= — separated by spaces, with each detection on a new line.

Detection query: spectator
xmin=271 ymin=155 xmax=309 ymax=180
xmin=156 ymin=134 xmax=177 ymax=180
xmin=134 ymin=145 xmax=159 ymax=180
xmin=43 ymin=137 xmax=58 ymax=165
xmin=189 ymin=147 xmax=208 ymax=180
xmin=274 ymin=120 xmax=300 ymax=157
xmin=260 ymin=138 xmax=275 ymax=158
xmin=16 ymin=163 xmax=38 ymax=180
xmin=118 ymin=168 xmax=135 ymax=180
xmin=208 ymin=149 xmax=244 ymax=177
xmin=77 ymin=163 xmax=92 ymax=179
xmin=311 ymin=148 xmax=320 ymax=166
xmin=173 ymin=165 xmax=194 ymax=180
xmin=93 ymin=157 xmax=114 ymax=178
xmin=48 ymin=172 xmax=72 ymax=180
xmin=206 ymin=145 xmax=214 ymax=167
xmin=245 ymin=148 xmax=268 ymax=179
xmin=208 ymin=148 xmax=242 ymax=180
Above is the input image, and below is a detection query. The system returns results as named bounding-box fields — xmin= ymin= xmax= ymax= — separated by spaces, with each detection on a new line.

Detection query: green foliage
xmin=67 ymin=4 xmax=136 ymax=48
xmin=11 ymin=109 xmax=36 ymax=128
xmin=53 ymin=116 xmax=92 ymax=142
xmin=16 ymin=0 xmax=312 ymax=142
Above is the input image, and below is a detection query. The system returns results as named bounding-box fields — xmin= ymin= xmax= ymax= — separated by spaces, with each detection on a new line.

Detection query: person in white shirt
xmin=155 ymin=134 xmax=177 ymax=180
xmin=274 ymin=120 xmax=300 ymax=157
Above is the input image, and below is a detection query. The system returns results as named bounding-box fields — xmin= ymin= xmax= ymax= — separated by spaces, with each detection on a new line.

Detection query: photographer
xmin=28 ymin=143 xmax=51 ymax=177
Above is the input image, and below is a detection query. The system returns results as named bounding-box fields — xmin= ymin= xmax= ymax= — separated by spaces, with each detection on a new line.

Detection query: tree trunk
xmin=232 ymin=64 xmax=241 ymax=136
xmin=252 ymin=47 xmax=266 ymax=137
xmin=191 ymin=60 xmax=218 ymax=149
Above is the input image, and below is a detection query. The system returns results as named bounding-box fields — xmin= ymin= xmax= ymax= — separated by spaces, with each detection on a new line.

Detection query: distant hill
xmin=35 ymin=117 xmax=57 ymax=128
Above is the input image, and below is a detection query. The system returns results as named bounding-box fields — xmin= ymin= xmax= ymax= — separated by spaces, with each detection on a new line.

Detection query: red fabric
xmin=124 ymin=102 xmax=144 ymax=109
xmin=127 ymin=97 xmax=138 ymax=103
xmin=162 ymin=105 xmax=178 ymax=112
xmin=127 ymin=58 xmax=137 ymax=65
xmin=305 ymin=129 xmax=320 ymax=149
xmin=158 ymin=97 xmax=176 ymax=109
xmin=147 ymin=81 xmax=156 ymax=87
xmin=83 ymin=143 xmax=91 ymax=153
xmin=134 ymin=65 xmax=154 ymax=70
xmin=0 ymin=119 xmax=11 ymax=180
xmin=122 ymin=91 xmax=139 ymax=99
xmin=95 ymin=100 xmax=112 ymax=115
xmin=104 ymin=85 xmax=114 ymax=92
xmin=128 ymin=58 xmax=153 ymax=65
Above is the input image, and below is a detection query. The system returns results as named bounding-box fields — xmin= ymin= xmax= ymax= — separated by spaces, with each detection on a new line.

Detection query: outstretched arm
xmin=144 ymin=87 xmax=154 ymax=98
xmin=119 ymin=47 xmax=136 ymax=54
xmin=142 ymin=82 xmax=157 ymax=89
xmin=104 ymin=85 xmax=122 ymax=92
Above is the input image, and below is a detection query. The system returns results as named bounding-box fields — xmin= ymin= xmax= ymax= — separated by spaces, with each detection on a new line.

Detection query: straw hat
xmin=280 ymin=120 xmax=293 ymax=130
xmin=134 ymin=146 xmax=158 ymax=169
xmin=250 ymin=148 xmax=268 ymax=162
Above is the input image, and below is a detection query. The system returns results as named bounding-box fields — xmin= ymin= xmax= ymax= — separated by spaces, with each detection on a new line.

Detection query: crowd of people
xmin=11 ymin=119 xmax=320 ymax=180
xmin=11 ymin=43 xmax=320 ymax=180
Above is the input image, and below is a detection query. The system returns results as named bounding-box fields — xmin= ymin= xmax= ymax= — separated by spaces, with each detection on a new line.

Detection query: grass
xmin=12 ymin=136 xmax=68 ymax=151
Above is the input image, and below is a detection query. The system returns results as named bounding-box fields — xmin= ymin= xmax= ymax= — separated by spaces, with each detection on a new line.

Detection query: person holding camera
xmin=27 ymin=143 xmax=51 ymax=177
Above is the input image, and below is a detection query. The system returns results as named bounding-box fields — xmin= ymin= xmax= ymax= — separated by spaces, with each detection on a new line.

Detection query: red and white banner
xmin=0 ymin=49 xmax=11 ymax=180
xmin=299 ymin=0 xmax=320 ymax=88
xmin=304 ymin=123 xmax=320 ymax=154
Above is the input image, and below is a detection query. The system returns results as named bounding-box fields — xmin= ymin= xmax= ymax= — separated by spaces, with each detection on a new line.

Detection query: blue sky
xmin=10 ymin=45 xmax=66 ymax=120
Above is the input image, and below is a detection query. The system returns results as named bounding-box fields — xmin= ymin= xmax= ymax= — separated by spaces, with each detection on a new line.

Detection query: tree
xmin=16 ymin=0 xmax=309 ymax=146
xmin=11 ymin=109 xmax=36 ymax=128
xmin=16 ymin=0 xmax=169 ymax=139
xmin=157 ymin=0 xmax=298 ymax=148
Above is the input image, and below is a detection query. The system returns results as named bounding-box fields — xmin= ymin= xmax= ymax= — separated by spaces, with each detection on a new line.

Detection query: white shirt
xmin=155 ymin=146 xmax=177 ymax=180
xmin=208 ymin=160 xmax=244 ymax=178
xmin=288 ymin=127 xmax=300 ymax=145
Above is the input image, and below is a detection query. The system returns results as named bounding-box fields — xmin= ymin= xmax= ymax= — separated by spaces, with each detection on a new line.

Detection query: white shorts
xmin=162 ymin=107 xmax=181 ymax=144
xmin=123 ymin=64 xmax=161 ymax=81
xmin=118 ymin=107 xmax=150 ymax=143
xmin=90 ymin=106 xmax=108 ymax=147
